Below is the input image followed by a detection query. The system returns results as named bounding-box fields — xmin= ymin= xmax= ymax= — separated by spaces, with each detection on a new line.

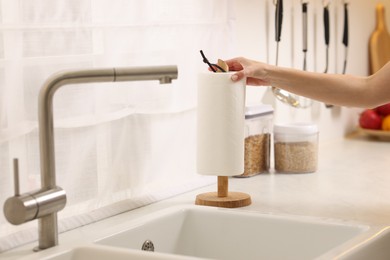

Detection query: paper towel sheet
xmin=197 ymin=72 xmax=246 ymax=176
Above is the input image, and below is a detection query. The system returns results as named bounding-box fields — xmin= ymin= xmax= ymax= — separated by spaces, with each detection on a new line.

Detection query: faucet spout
xmin=4 ymin=65 xmax=178 ymax=251
xmin=38 ymin=65 xmax=178 ymax=190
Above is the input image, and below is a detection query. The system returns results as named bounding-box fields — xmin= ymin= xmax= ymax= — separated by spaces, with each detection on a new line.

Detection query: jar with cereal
xmin=274 ymin=123 xmax=319 ymax=173
xmin=235 ymin=105 xmax=273 ymax=177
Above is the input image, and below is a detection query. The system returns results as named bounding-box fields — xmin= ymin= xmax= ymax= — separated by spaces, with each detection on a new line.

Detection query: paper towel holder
xmin=195 ymin=176 xmax=251 ymax=208
xmin=195 ymin=70 xmax=250 ymax=208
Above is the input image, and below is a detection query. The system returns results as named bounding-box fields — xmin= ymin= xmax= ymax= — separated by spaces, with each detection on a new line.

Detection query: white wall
xmin=232 ymin=0 xmax=390 ymax=142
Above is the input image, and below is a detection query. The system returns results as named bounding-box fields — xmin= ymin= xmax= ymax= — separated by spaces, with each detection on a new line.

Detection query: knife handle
xmin=342 ymin=3 xmax=349 ymax=47
xmin=302 ymin=3 xmax=308 ymax=52
xmin=275 ymin=0 xmax=283 ymax=42
xmin=323 ymin=6 xmax=330 ymax=46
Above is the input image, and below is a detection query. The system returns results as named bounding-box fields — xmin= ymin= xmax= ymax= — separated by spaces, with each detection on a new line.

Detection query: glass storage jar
xmin=235 ymin=105 xmax=273 ymax=177
xmin=274 ymin=123 xmax=319 ymax=173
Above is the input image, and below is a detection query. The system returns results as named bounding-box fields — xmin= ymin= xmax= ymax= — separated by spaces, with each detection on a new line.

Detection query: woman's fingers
xmin=225 ymin=58 xmax=245 ymax=71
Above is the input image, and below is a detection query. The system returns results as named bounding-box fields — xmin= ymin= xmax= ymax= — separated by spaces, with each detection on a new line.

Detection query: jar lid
xmin=245 ymin=105 xmax=274 ymax=119
xmin=274 ymin=122 xmax=318 ymax=135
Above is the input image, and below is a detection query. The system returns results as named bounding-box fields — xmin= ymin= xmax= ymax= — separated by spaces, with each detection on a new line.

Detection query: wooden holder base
xmin=195 ymin=191 xmax=251 ymax=208
xmin=195 ymin=176 xmax=251 ymax=208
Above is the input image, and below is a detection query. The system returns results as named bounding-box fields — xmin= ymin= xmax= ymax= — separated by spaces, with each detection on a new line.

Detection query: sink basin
xmin=96 ymin=205 xmax=368 ymax=260
xmin=337 ymin=227 xmax=390 ymax=260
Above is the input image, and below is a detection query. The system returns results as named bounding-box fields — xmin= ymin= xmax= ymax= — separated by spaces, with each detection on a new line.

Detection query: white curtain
xmin=0 ymin=0 xmax=236 ymax=252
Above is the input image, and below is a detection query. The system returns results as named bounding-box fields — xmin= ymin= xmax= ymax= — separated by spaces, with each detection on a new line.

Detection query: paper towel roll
xmin=197 ymin=72 xmax=246 ymax=176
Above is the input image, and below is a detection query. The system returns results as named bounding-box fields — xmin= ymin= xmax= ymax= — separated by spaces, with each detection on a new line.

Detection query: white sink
xmin=95 ymin=205 xmax=368 ymax=260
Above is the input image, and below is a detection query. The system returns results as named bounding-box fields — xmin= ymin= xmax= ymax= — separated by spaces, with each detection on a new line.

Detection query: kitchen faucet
xmin=3 ymin=65 xmax=178 ymax=251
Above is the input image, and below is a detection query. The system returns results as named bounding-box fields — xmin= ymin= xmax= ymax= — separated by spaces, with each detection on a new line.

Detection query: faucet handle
xmin=13 ymin=158 xmax=20 ymax=196
xmin=3 ymin=158 xmax=39 ymax=225
xmin=3 ymin=158 xmax=67 ymax=225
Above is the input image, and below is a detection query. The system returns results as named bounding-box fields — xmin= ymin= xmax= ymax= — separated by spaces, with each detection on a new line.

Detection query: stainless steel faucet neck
xmin=38 ymin=68 xmax=117 ymax=190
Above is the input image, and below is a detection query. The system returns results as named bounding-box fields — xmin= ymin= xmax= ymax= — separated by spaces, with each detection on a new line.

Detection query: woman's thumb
xmin=231 ymin=71 xmax=245 ymax=82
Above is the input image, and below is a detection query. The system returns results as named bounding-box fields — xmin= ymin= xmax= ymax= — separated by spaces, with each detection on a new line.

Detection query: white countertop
xmin=234 ymin=136 xmax=390 ymax=227
xmin=2 ymin=136 xmax=390 ymax=259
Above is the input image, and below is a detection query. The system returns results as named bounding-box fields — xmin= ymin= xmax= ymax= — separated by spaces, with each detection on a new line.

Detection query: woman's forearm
xmin=227 ymin=57 xmax=390 ymax=108
xmin=265 ymin=66 xmax=373 ymax=107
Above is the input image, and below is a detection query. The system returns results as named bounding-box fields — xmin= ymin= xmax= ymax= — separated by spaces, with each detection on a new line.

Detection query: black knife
xmin=275 ymin=0 xmax=283 ymax=66
xmin=323 ymin=4 xmax=333 ymax=108
xmin=323 ymin=5 xmax=330 ymax=73
xmin=342 ymin=3 xmax=349 ymax=74
xmin=302 ymin=2 xmax=308 ymax=71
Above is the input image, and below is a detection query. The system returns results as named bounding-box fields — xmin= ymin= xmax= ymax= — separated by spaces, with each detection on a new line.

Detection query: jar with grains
xmin=235 ymin=105 xmax=273 ymax=177
xmin=274 ymin=123 xmax=319 ymax=173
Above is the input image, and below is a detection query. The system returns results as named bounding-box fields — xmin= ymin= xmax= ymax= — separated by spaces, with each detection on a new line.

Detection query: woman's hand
xmin=225 ymin=57 xmax=271 ymax=86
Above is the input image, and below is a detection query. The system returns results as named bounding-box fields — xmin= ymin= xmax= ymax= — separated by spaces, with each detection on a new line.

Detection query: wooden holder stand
xmin=195 ymin=176 xmax=251 ymax=208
